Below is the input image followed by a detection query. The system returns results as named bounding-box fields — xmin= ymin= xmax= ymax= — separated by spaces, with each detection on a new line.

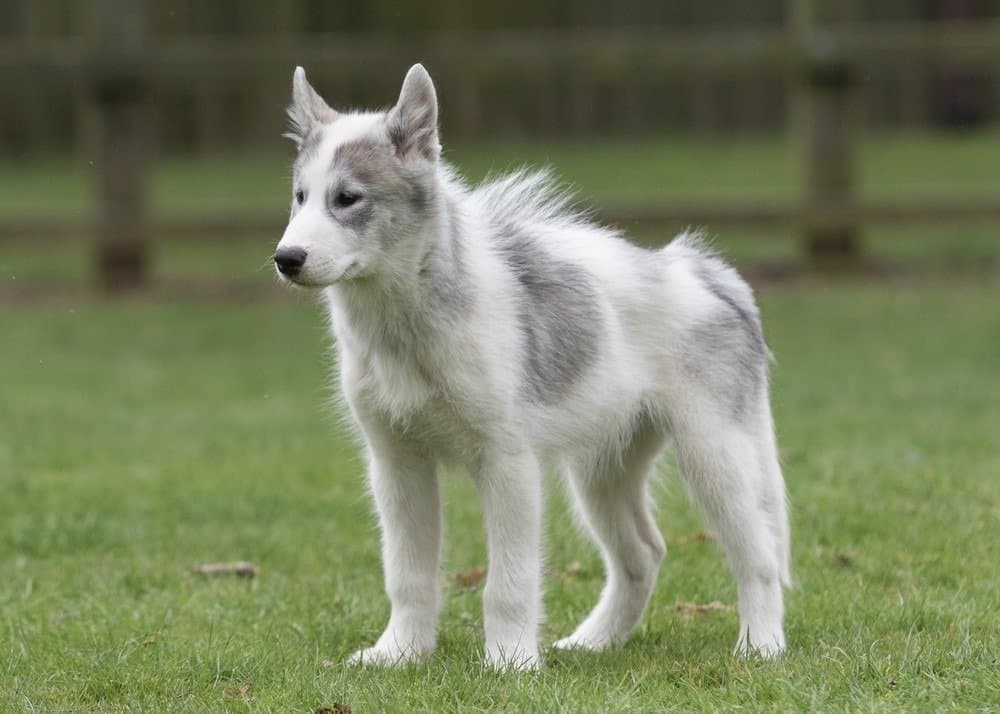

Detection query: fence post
xmin=89 ymin=0 xmax=150 ymax=291
xmin=789 ymin=0 xmax=860 ymax=267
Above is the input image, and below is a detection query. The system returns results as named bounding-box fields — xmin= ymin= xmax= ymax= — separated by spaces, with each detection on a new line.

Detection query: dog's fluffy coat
xmin=274 ymin=64 xmax=790 ymax=669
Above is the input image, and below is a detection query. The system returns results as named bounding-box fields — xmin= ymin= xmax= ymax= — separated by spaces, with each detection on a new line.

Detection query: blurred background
xmin=1 ymin=0 xmax=999 ymax=291
xmin=2 ymin=4 xmax=999 ymax=708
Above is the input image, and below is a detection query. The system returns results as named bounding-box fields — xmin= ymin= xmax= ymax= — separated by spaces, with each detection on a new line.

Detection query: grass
xmin=1 ymin=282 xmax=998 ymax=710
xmin=1 ymin=132 xmax=998 ymax=709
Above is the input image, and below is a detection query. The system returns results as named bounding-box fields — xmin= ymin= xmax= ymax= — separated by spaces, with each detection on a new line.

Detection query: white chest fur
xmin=335 ymin=320 xmax=488 ymax=463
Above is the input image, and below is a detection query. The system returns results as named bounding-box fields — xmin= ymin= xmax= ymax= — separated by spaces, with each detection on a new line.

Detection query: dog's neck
xmin=325 ymin=172 xmax=468 ymax=356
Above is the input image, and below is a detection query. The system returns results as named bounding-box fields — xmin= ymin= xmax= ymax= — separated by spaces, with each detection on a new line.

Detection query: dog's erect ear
xmin=284 ymin=66 xmax=337 ymax=147
xmin=386 ymin=64 xmax=440 ymax=161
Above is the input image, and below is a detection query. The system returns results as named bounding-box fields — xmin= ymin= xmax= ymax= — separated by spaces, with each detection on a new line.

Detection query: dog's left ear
xmin=386 ymin=64 xmax=440 ymax=161
xmin=284 ymin=66 xmax=337 ymax=148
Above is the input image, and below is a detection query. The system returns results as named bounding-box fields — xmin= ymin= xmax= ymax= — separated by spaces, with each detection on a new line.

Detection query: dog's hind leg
xmin=757 ymin=400 xmax=791 ymax=588
xmin=672 ymin=410 xmax=786 ymax=657
xmin=554 ymin=420 xmax=667 ymax=651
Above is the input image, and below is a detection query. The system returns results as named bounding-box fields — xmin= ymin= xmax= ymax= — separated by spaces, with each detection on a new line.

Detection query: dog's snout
xmin=274 ymin=246 xmax=307 ymax=276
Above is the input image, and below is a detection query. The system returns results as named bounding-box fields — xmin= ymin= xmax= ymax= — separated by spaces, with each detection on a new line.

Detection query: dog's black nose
xmin=274 ymin=246 xmax=307 ymax=276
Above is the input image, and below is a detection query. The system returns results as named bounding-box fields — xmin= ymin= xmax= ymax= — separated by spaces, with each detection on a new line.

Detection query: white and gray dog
xmin=274 ymin=64 xmax=790 ymax=670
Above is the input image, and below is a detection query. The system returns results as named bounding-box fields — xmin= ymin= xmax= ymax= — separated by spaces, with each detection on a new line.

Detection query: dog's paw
xmin=484 ymin=646 xmax=541 ymax=671
xmin=733 ymin=629 xmax=786 ymax=659
xmin=552 ymin=633 xmax=608 ymax=652
xmin=346 ymin=644 xmax=424 ymax=668
xmin=552 ymin=628 xmax=615 ymax=652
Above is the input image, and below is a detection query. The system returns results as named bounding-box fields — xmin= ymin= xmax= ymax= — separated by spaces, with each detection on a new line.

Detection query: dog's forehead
xmin=296 ymin=112 xmax=386 ymax=180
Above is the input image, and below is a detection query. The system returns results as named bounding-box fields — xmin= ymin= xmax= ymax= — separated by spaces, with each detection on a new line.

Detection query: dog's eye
xmin=334 ymin=191 xmax=360 ymax=208
xmin=294 ymin=189 xmax=305 ymax=205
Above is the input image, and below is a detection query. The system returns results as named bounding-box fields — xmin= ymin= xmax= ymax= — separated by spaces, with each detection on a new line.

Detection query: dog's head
xmin=273 ymin=64 xmax=441 ymax=287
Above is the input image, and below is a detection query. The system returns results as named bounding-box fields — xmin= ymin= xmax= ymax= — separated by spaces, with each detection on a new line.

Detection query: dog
xmin=273 ymin=64 xmax=790 ymax=670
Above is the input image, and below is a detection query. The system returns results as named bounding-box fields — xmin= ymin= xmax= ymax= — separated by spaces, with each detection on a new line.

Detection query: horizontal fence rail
xmin=4 ymin=197 xmax=1000 ymax=242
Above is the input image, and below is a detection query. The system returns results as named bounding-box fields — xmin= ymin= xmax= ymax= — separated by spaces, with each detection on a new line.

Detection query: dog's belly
xmin=350 ymin=335 xmax=653 ymax=468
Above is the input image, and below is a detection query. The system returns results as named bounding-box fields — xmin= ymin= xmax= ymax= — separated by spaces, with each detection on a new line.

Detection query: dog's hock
xmin=387 ymin=64 xmax=440 ymax=161
xmin=285 ymin=66 xmax=337 ymax=146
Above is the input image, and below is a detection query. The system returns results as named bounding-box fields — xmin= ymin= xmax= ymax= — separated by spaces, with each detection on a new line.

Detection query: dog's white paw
xmin=346 ymin=644 xmax=425 ymax=667
xmin=552 ymin=632 xmax=612 ymax=652
xmin=552 ymin=619 xmax=624 ymax=652
xmin=733 ymin=629 xmax=786 ymax=659
xmin=484 ymin=646 xmax=541 ymax=671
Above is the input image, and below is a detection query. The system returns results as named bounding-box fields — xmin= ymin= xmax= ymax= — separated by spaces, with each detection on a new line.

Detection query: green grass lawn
xmin=1 ymin=283 xmax=998 ymax=710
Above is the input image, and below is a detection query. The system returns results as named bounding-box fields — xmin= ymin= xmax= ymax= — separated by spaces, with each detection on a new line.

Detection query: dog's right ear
xmin=386 ymin=64 xmax=440 ymax=161
xmin=284 ymin=66 xmax=337 ymax=148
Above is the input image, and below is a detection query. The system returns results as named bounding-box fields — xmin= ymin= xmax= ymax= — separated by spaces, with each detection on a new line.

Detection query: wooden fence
xmin=1 ymin=2 xmax=999 ymax=288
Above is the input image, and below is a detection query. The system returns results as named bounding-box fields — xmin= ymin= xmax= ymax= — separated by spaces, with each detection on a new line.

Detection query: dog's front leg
xmin=474 ymin=447 xmax=543 ymax=670
xmin=348 ymin=442 xmax=441 ymax=667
